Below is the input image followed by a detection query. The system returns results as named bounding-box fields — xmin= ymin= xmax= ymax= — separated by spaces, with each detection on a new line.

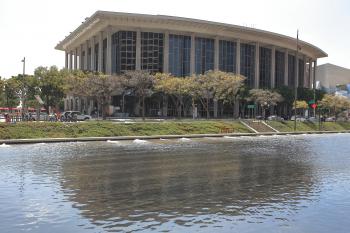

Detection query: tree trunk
xmin=177 ymin=100 xmax=182 ymax=118
xmin=206 ymin=97 xmax=210 ymax=119
xmin=142 ymin=95 xmax=145 ymax=120
xmin=192 ymin=99 xmax=196 ymax=119
xmin=233 ymin=98 xmax=239 ymax=119
xmin=101 ymin=100 xmax=105 ymax=120
xmin=263 ymin=107 xmax=266 ymax=121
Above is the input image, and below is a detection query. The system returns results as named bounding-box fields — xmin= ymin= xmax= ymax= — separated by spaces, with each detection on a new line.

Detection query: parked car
xmin=0 ymin=114 xmax=5 ymax=123
xmin=307 ymin=117 xmax=318 ymax=122
xmin=325 ymin=117 xmax=336 ymax=122
xmin=31 ymin=113 xmax=49 ymax=121
xmin=61 ymin=111 xmax=92 ymax=121
xmin=267 ymin=115 xmax=284 ymax=121
xmin=291 ymin=115 xmax=306 ymax=122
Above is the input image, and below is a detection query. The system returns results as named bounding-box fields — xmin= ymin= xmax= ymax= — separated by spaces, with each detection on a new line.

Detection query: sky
xmin=0 ymin=0 xmax=349 ymax=78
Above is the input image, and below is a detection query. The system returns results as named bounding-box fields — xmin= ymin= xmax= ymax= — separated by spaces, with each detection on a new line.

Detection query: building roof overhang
xmin=55 ymin=11 xmax=327 ymax=60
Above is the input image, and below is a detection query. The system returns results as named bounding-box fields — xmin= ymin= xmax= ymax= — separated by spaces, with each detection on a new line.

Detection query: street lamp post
xmin=294 ymin=31 xmax=299 ymax=131
xmin=21 ymin=57 xmax=26 ymax=119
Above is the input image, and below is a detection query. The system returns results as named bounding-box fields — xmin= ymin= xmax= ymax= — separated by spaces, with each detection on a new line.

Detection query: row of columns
xmin=64 ymin=29 xmax=316 ymax=89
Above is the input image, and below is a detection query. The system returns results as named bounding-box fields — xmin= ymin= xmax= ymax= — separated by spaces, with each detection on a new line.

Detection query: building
xmin=55 ymin=11 xmax=327 ymax=117
xmin=316 ymin=63 xmax=350 ymax=93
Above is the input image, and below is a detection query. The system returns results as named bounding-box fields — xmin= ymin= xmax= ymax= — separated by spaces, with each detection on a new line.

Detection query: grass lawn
xmin=0 ymin=120 xmax=251 ymax=139
xmin=267 ymin=120 xmax=350 ymax=132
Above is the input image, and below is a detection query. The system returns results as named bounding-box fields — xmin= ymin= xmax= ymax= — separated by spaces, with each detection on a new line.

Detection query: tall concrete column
xmin=69 ymin=52 xmax=73 ymax=70
xmin=65 ymin=52 xmax=68 ymax=69
xmin=72 ymin=97 xmax=76 ymax=111
xmin=214 ymin=37 xmax=219 ymax=71
xmin=106 ymin=27 xmax=112 ymax=74
xmin=284 ymin=50 xmax=289 ymax=85
xmin=89 ymin=99 xmax=93 ymax=115
xmin=136 ymin=30 xmax=141 ymax=70
xmin=91 ymin=36 xmax=95 ymax=72
xmin=190 ymin=33 xmax=196 ymax=75
xmin=271 ymin=46 xmax=276 ymax=88
xmin=85 ymin=40 xmax=89 ymax=71
xmin=98 ymin=31 xmax=103 ymax=72
xmin=163 ymin=31 xmax=169 ymax=73
xmin=255 ymin=43 xmax=260 ymax=88
xmin=236 ymin=39 xmax=241 ymax=74
xmin=74 ymin=48 xmax=78 ymax=70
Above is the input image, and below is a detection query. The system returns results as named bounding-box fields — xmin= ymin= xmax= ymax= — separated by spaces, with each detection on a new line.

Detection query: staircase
xmin=241 ymin=120 xmax=279 ymax=133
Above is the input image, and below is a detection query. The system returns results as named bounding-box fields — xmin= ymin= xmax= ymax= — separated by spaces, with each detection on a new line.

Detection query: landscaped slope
xmin=0 ymin=121 xmax=251 ymax=139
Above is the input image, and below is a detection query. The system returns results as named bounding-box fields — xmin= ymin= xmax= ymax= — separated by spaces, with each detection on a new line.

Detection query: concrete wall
xmin=316 ymin=63 xmax=350 ymax=91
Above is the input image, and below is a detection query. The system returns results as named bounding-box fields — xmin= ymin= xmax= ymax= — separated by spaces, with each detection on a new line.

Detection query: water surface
xmin=0 ymin=134 xmax=350 ymax=232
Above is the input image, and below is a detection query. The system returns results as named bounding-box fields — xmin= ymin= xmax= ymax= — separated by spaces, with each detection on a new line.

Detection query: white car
xmin=61 ymin=111 xmax=92 ymax=121
xmin=291 ymin=115 xmax=306 ymax=122
xmin=267 ymin=115 xmax=284 ymax=121
xmin=0 ymin=114 xmax=5 ymax=123
xmin=31 ymin=113 xmax=49 ymax=121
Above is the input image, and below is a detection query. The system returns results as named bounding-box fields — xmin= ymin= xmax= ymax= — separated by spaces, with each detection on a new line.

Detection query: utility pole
xmin=294 ymin=30 xmax=299 ymax=131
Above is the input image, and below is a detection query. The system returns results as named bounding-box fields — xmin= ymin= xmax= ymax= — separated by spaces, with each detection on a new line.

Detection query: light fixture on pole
xmin=21 ymin=57 xmax=26 ymax=116
xmin=294 ymin=30 xmax=300 ymax=131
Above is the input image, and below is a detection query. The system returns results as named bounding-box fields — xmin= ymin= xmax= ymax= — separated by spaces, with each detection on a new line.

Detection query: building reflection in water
xmin=59 ymin=138 xmax=319 ymax=231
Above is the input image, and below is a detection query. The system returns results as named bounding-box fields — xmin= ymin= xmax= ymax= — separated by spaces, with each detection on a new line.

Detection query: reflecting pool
xmin=1 ymin=134 xmax=350 ymax=232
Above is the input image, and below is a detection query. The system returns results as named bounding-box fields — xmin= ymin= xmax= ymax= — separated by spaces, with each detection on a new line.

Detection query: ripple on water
xmin=133 ymin=139 xmax=150 ymax=144
xmin=106 ymin=140 xmax=120 ymax=144
xmin=178 ymin=137 xmax=191 ymax=142
xmin=0 ymin=134 xmax=350 ymax=232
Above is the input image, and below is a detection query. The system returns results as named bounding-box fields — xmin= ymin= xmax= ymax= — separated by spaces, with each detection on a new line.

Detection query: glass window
xmin=240 ymin=43 xmax=255 ymax=88
xmin=298 ymin=59 xmax=305 ymax=87
xmin=275 ymin=51 xmax=285 ymax=87
xmin=141 ymin=32 xmax=164 ymax=73
xmin=102 ymin=39 xmax=107 ymax=73
xmin=87 ymin=47 xmax=91 ymax=71
xmin=195 ymin=37 xmax=214 ymax=74
xmin=288 ymin=54 xmax=296 ymax=87
xmin=112 ymin=31 xmax=136 ymax=74
xmin=219 ymin=40 xmax=236 ymax=73
xmin=169 ymin=34 xmax=191 ymax=77
xmin=94 ymin=43 xmax=99 ymax=72
xmin=81 ymin=51 xmax=85 ymax=70
xmin=259 ymin=47 xmax=271 ymax=88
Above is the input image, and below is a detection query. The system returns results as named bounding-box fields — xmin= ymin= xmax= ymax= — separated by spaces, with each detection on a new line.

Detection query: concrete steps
xmin=241 ymin=120 xmax=277 ymax=133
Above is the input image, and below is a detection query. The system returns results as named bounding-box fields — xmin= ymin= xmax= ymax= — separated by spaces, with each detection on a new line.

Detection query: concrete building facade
xmin=316 ymin=63 xmax=350 ymax=93
xmin=56 ymin=11 xmax=327 ymax=117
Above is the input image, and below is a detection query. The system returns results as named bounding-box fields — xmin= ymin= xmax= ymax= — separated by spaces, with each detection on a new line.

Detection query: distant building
xmin=56 ymin=11 xmax=327 ymax=117
xmin=316 ymin=63 xmax=350 ymax=93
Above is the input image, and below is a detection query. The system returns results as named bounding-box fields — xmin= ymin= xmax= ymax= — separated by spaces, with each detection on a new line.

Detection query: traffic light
xmin=309 ymin=100 xmax=317 ymax=109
